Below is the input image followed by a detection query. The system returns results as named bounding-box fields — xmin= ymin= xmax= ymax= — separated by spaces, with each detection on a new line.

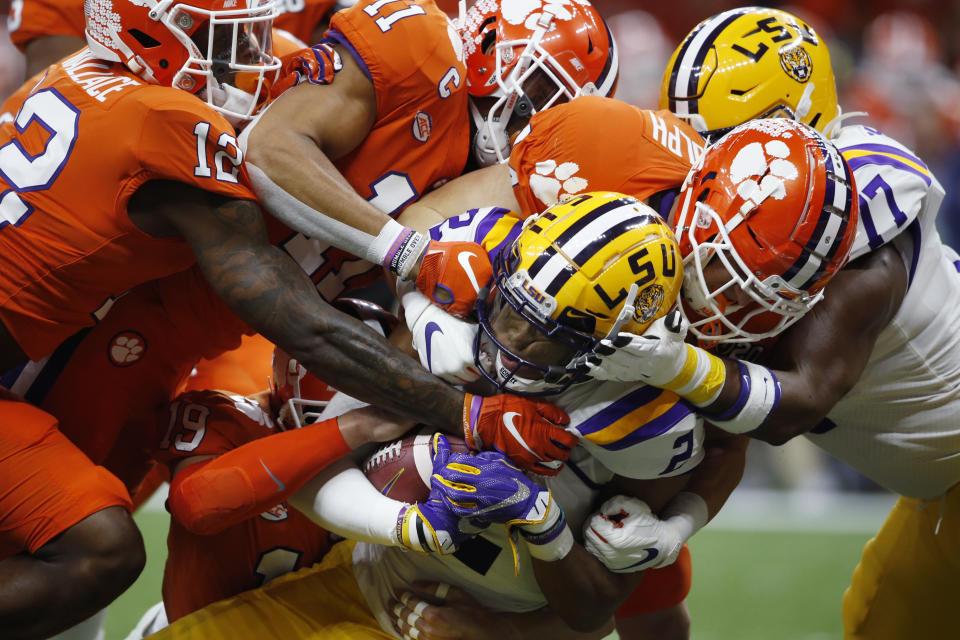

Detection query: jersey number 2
xmin=0 ymin=89 xmax=79 ymax=228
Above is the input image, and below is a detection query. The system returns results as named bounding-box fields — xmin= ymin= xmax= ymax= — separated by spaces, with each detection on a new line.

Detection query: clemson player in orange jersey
xmin=394 ymin=95 xmax=752 ymax=640
xmin=6 ymin=0 xmax=340 ymax=77
xmin=0 ymin=1 xmax=575 ymax=637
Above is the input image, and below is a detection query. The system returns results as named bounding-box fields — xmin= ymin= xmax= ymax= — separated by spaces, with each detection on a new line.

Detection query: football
xmin=362 ymin=430 xmax=470 ymax=503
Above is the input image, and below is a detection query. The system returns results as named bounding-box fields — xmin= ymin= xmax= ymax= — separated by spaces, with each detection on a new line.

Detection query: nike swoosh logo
xmin=623 ymin=547 xmax=660 ymax=569
xmin=260 ymin=458 xmax=286 ymax=493
xmin=471 ymin=478 xmax=531 ymax=518
xmin=457 ymin=252 xmax=482 ymax=294
xmin=424 ymin=322 xmax=443 ymax=371
xmin=502 ymin=412 xmax=543 ymax=461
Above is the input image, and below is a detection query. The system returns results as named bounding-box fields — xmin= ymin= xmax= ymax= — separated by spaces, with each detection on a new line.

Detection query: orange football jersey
xmin=269 ymin=0 xmax=470 ymax=299
xmin=6 ymin=0 xmax=82 ymax=51
xmin=7 ymin=0 xmax=335 ymax=51
xmin=509 ymin=96 xmax=705 ymax=217
xmin=273 ymin=0 xmax=338 ymax=45
xmin=157 ymin=390 xmax=330 ymax=621
xmin=0 ymin=49 xmax=255 ymax=361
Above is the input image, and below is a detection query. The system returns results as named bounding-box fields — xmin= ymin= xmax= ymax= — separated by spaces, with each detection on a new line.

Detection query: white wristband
xmin=660 ymin=491 xmax=709 ymax=544
xmin=369 ymin=218 xmax=429 ymax=280
xmin=520 ymin=496 xmax=573 ymax=562
xmin=707 ymin=360 xmax=781 ymax=434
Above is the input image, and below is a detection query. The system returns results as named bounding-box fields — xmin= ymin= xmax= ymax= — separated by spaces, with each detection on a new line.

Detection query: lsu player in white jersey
xmin=585 ymin=7 xmax=959 ymax=640
xmin=148 ymin=192 xmax=722 ymax=640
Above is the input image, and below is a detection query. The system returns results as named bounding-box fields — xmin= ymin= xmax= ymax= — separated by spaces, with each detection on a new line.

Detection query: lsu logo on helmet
xmin=499 ymin=191 xmax=682 ymax=343
xmin=474 ymin=191 xmax=683 ymax=395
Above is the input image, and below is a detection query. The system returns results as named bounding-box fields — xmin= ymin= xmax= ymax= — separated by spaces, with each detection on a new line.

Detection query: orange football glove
xmin=462 ymin=393 xmax=575 ymax=476
xmin=270 ymin=43 xmax=342 ymax=98
xmin=415 ymin=241 xmax=493 ymax=319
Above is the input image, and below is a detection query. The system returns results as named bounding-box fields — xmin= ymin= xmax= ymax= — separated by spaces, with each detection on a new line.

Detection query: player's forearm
xmin=247 ymin=127 xmax=390 ymax=237
xmin=167 ymin=418 xmax=351 ymax=535
xmin=289 ymin=463 xmax=407 ymax=546
xmin=532 ymin=545 xmax=643 ymax=632
xmin=680 ymin=428 xmax=748 ymax=519
xmin=188 ymin=215 xmax=464 ymax=428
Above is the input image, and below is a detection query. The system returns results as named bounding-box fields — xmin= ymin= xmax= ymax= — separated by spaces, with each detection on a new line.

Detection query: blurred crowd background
xmin=2 ymin=0 xmax=955 ymax=494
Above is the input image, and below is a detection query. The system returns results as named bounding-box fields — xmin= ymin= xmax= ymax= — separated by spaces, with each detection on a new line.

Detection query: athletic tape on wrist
xmin=371 ymin=219 xmax=430 ymax=280
xmin=704 ymin=360 xmax=750 ymax=421
xmin=396 ymin=505 xmax=432 ymax=553
xmin=520 ymin=497 xmax=573 ymax=561
xmin=664 ymin=344 xmax=726 ymax=407
xmin=707 ymin=361 xmax=781 ymax=434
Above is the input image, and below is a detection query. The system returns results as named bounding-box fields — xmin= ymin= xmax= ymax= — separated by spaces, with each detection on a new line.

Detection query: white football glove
xmin=584 ymin=495 xmax=690 ymax=572
xmin=401 ymin=283 xmax=481 ymax=385
xmin=577 ymin=311 xmax=688 ymax=385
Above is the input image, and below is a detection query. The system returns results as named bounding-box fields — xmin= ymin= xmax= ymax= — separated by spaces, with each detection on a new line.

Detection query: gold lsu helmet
xmin=475 ymin=192 xmax=683 ymax=394
xmin=660 ymin=7 xmax=839 ymax=141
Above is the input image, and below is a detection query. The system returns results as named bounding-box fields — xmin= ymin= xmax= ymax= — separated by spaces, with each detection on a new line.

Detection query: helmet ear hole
xmin=129 ymin=29 xmax=162 ymax=48
xmin=480 ymin=23 xmax=497 ymax=55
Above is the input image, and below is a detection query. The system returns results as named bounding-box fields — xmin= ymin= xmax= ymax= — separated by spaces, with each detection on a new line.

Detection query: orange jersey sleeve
xmin=326 ymin=0 xmax=469 ymax=202
xmin=7 ymin=0 xmax=84 ymax=51
xmin=0 ymin=49 xmax=255 ymax=360
xmin=509 ymin=97 xmax=705 ymax=216
xmin=156 ymin=390 xmax=330 ymax=621
xmin=273 ymin=0 xmax=337 ymax=44
xmin=155 ymin=390 xmax=277 ymax=468
xmin=263 ymin=0 xmax=470 ymax=301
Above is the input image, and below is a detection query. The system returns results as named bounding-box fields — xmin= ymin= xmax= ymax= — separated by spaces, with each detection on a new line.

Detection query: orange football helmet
xmin=84 ymin=0 xmax=281 ymax=123
xmin=462 ymin=0 xmax=618 ymax=166
xmin=269 ymin=297 xmax=398 ymax=428
xmin=270 ymin=347 xmax=335 ymax=430
xmin=672 ymin=118 xmax=858 ymax=345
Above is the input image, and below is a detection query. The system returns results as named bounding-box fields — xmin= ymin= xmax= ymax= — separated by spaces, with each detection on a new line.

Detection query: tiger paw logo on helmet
xmin=529 ymin=158 xmax=588 ymax=208
xmin=500 ymin=0 xmax=591 ymax=28
xmin=728 ymin=121 xmax=801 ymax=207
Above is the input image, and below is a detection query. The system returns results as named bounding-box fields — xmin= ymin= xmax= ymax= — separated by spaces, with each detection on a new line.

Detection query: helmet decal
xmin=475 ymin=191 xmax=683 ymax=395
xmin=674 ymin=119 xmax=857 ymax=345
xmin=779 ymin=45 xmax=813 ymax=82
xmin=661 ymin=7 xmax=838 ymax=137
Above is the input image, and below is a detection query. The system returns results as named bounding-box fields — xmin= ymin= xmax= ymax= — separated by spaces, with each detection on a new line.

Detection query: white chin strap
xmin=202 ymin=82 xmax=259 ymax=127
xmin=494 ymin=351 xmax=557 ymax=394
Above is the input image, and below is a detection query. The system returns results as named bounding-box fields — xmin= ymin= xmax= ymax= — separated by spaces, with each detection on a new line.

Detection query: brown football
xmin=362 ymin=430 xmax=470 ymax=503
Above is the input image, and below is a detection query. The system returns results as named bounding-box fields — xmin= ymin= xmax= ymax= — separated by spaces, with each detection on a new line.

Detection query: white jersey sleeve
xmin=835 ymin=124 xmax=946 ymax=260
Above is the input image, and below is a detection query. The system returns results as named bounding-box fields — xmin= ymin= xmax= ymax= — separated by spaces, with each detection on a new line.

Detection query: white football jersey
xmin=408 ymin=206 xmax=704 ymax=480
xmin=345 ymin=206 xmax=705 ymax=634
xmin=803 ymin=124 xmax=960 ymax=499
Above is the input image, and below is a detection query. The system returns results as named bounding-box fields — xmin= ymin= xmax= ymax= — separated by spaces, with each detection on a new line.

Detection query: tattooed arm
xmin=128 ymin=180 xmax=464 ymax=429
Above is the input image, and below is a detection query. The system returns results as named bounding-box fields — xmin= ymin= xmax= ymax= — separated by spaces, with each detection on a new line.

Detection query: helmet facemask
xmin=465 ymin=1 xmax=619 ymax=167
xmin=474 ymin=247 xmax=599 ymax=396
xmin=172 ymin=0 xmax=281 ymax=125
xmin=469 ymin=9 xmax=595 ymax=166
xmin=270 ymin=349 xmax=331 ymax=430
xmin=677 ymin=200 xmax=822 ymax=345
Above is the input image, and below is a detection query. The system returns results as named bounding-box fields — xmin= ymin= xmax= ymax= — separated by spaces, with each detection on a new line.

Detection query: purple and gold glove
xmin=431 ymin=444 xmax=573 ymax=569
xmin=395 ymin=434 xmax=486 ymax=554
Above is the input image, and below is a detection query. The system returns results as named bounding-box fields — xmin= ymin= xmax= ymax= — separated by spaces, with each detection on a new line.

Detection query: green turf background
xmin=103 ymin=510 xmax=871 ymax=640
